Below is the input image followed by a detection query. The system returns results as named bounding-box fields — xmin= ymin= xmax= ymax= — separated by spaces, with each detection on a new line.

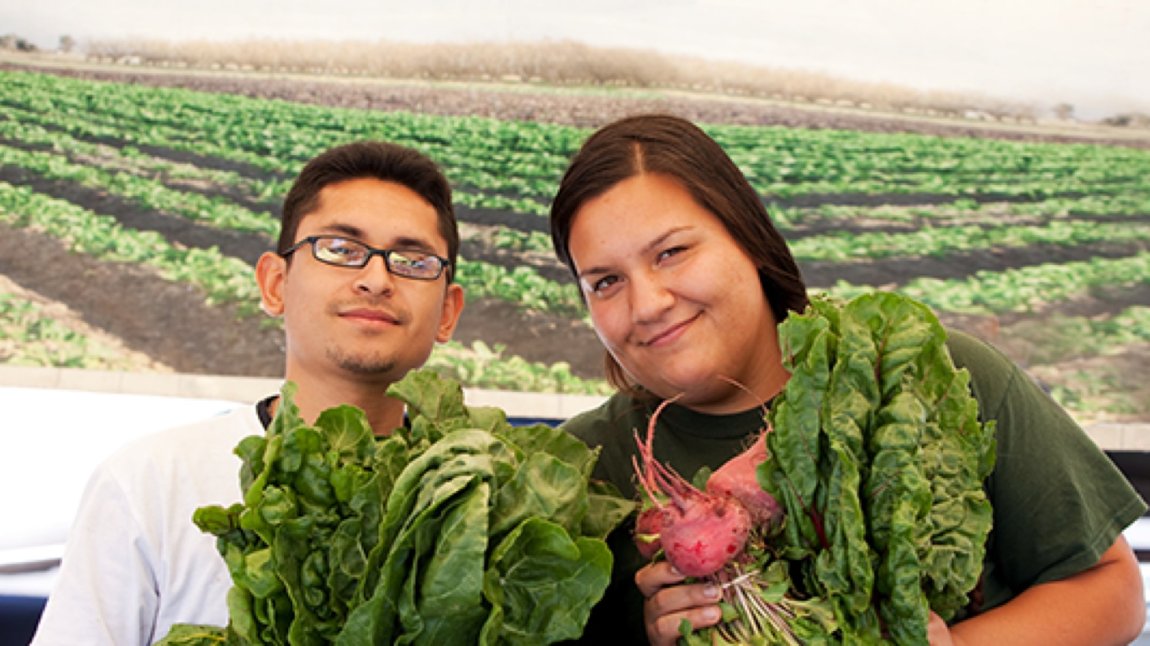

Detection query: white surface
xmin=1129 ymin=516 xmax=1150 ymax=551
xmin=0 ymin=386 xmax=243 ymax=587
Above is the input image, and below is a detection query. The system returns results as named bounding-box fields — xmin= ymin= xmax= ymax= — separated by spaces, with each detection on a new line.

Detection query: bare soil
xmin=2 ymin=58 xmax=1148 ymax=420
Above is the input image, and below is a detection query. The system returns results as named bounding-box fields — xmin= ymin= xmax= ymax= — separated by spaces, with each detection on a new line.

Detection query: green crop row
xmin=789 ymin=219 xmax=1150 ymax=262
xmin=0 ymin=179 xmax=581 ymax=317
xmin=0 ymin=71 xmax=577 ymax=211
xmin=716 ymin=123 xmax=1150 ymax=198
xmin=0 ymin=292 xmax=162 ymax=371
xmin=6 ymin=69 xmax=1150 ymax=213
xmin=0 ymin=141 xmax=282 ymax=237
xmin=0 ymin=181 xmax=264 ymax=313
xmin=0 ymin=116 xmax=290 ymax=204
xmin=771 ymin=194 xmax=1150 ymax=231
xmin=828 ymin=252 xmax=1150 ymax=314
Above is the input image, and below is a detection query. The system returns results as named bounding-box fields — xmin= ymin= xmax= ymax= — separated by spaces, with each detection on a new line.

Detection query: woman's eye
xmin=588 ymin=275 xmax=619 ymax=295
xmin=656 ymin=246 xmax=686 ymax=263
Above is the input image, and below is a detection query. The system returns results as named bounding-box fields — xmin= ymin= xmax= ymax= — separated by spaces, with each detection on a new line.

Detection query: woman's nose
xmin=629 ymin=271 xmax=674 ymax=322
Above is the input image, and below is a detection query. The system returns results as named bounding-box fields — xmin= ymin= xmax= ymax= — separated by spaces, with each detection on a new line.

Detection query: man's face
xmin=257 ymin=177 xmax=463 ymax=386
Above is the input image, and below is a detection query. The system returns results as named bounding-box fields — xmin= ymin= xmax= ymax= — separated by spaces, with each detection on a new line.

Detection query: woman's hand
xmin=635 ymin=560 xmax=723 ymax=645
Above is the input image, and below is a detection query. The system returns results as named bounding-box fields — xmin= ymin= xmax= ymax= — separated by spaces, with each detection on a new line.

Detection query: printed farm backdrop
xmin=0 ymin=46 xmax=1148 ymax=424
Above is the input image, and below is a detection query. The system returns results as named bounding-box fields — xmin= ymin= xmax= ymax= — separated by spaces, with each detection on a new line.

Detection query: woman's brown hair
xmin=549 ymin=114 xmax=809 ymax=392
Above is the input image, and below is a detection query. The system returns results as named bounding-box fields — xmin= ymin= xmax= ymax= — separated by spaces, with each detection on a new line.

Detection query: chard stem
xmin=714 ymin=564 xmax=800 ymax=646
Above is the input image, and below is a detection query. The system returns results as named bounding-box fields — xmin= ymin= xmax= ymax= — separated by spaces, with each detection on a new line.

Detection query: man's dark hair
xmin=278 ymin=141 xmax=459 ymax=278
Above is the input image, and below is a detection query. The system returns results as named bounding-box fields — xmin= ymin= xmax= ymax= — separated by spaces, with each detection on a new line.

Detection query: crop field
xmin=1 ymin=61 xmax=1149 ymax=423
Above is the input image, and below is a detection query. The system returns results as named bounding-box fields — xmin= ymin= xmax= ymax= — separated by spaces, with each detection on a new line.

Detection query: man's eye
xmin=320 ymin=238 xmax=352 ymax=252
xmin=391 ymin=252 xmax=429 ymax=268
xmin=317 ymin=238 xmax=367 ymax=264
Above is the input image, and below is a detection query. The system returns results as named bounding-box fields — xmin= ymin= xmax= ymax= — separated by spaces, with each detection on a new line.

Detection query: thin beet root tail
xmin=633 ymin=395 xmax=700 ymax=511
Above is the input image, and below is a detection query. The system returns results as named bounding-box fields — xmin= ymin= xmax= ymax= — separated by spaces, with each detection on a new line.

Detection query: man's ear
xmin=435 ymin=283 xmax=465 ymax=343
xmin=255 ymin=251 xmax=287 ymax=316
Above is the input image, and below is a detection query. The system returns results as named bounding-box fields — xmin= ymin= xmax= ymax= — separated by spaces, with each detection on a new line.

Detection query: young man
xmin=31 ymin=141 xmax=465 ymax=645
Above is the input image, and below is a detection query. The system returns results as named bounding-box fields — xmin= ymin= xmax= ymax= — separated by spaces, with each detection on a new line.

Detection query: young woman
xmin=549 ymin=114 xmax=1146 ymax=645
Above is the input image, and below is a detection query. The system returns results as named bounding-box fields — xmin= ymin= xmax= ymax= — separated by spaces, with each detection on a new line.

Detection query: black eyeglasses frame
xmin=280 ymin=235 xmax=452 ymax=281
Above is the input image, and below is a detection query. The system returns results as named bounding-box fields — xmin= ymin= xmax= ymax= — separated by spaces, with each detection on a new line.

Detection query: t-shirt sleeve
xmin=951 ymin=331 xmax=1147 ymax=602
xmin=31 ymin=462 xmax=159 ymax=646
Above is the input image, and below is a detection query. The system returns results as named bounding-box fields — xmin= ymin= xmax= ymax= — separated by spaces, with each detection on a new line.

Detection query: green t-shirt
xmin=561 ymin=330 xmax=1146 ymax=644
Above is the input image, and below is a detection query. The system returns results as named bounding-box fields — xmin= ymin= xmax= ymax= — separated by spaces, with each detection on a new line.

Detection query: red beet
xmin=706 ymin=431 xmax=783 ymax=527
xmin=633 ymin=397 xmax=752 ymax=578
xmin=634 ymin=507 xmax=665 ymax=560
xmin=658 ymin=495 xmax=752 ymax=577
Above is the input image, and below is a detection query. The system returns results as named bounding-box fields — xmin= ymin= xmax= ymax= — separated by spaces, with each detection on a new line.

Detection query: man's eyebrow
xmin=389 ymin=235 xmax=441 ymax=253
xmin=318 ymin=224 xmax=440 ymax=253
xmin=318 ymin=223 xmax=367 ymax=239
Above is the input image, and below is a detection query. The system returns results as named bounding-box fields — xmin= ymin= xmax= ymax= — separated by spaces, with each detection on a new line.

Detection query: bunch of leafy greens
xmin=159 ymin=369 xmax=633 ymax=645
xmin=686 ymin=291 xmax=996 ymax=645
xmin=759 ymin=292 xmax=997 ymax=645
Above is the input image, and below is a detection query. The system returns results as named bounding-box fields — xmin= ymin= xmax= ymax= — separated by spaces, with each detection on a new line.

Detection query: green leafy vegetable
xmin=757 ymin=291 xmax=997 ymax=644
xmin=658 ymin=291 xmax=995 ymax=645
xmin=158 ymin=369 xmax=633 ymax=645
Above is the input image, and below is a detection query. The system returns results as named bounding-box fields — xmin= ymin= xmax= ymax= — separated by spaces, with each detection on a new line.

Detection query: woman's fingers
xmin=635 ymin=561 xmax=684 ymax=597
xmin=637 ymin=562 xmax=723 ymax=645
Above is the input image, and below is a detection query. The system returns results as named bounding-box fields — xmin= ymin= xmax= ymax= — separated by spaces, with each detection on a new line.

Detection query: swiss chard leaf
xmin=171 ymin=371 xmax=632 ymax=645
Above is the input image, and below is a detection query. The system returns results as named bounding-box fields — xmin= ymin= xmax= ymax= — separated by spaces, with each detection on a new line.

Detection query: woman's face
xmin=567 ymin=172 xmax=789 ymax=413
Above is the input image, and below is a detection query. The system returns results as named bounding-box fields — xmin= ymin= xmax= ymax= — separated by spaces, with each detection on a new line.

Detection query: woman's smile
xmin=637 ymin=311 xmax=700 ymax=348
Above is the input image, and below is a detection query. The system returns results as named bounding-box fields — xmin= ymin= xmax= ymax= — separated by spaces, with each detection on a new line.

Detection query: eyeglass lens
xmin=310 ymin=236 xmax=445 ymax=279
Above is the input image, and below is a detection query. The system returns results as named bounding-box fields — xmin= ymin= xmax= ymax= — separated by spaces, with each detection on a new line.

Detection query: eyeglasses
xmin=281 ymin=235 xmax=452 ymax=281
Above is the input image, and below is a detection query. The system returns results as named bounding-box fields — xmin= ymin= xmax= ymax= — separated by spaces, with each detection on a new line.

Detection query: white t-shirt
xmin=31 ymin=405 xmax=266 ymax=645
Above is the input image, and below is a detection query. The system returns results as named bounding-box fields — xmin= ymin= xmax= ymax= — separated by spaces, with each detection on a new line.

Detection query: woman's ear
xmin=256 ymin=251 xmax=287 ymax=317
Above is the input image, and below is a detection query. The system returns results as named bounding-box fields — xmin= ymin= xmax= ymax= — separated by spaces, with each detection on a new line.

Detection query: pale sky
xmin=3 ymin=0 xmax=1148 ymax=119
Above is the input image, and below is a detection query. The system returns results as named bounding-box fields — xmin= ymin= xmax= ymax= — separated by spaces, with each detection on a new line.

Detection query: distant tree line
xmin=0 ymin=34 xmax=38 ymax=51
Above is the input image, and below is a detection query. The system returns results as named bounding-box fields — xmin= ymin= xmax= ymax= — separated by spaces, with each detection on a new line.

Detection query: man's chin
xmin=333 ymin=354 xmax=399 ymax=379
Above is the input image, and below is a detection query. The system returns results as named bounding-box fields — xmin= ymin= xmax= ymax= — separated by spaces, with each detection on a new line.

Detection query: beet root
xmin=706 ymin=431 xmax=784 ymax=527
xmin=632 ymin=396 xmax=753 ymax=578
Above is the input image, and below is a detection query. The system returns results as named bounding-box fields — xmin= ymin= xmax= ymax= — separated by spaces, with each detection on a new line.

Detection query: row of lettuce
xmin=3 ymin=121 xmax=1148 ymax=319
xmin=1 ymin=68 xmax=1149 ymax=413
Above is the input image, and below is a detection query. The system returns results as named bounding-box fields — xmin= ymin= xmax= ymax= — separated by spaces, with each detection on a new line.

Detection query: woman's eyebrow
xmin=576 ymin=226 xmax=692 ymax=280
xmin=643 ymin=226 xmax=691 ymax=254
